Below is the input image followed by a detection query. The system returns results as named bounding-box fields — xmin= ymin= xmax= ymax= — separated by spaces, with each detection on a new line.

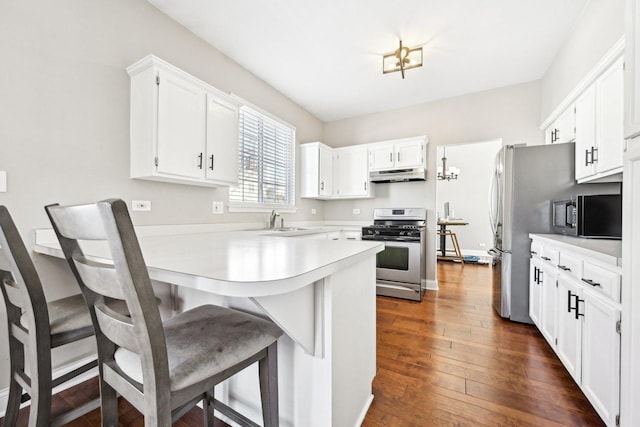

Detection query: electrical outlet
xmin=311 ymin=208 xmax=317 ymax=215
xmin=353 ymin=208 xmax=361 ymax=215
xmin=0 ymin=171 xmax=6 ymax=193
xmin=132 ymin=200 xmax=151 ymax=211
xmin=212 ymin=201 xmax=224 ymax=214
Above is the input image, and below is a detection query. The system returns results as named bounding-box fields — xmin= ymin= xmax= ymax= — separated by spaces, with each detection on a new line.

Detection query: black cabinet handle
xmin=209 ymin=154 xmax=214 ymax=170
xmin=197 ymin=153 xmax=203 ymax=169
xmin=575 ymin=295 xmax=585 ymax=320
xmin=567 ymin=290 xmax=574 ymax=313
xmin=542 ymin=256 xmax=551 ymax=261
xmin=537 ymin=270 xmax=543 ymax=285
xmin=582 ymin=278 xmax=601 ymax=287
xmin=592 ymin=147 xmax=598 ymax=163
xmin=585 ymin=148 xmax=592 ymax=166
xmin=558 ymin=265 xmax=571 ymax=272
xmin=530 ymin=250 xmax=538 ymax=255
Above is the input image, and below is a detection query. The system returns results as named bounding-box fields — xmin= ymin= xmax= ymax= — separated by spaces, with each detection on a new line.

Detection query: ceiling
xmin=148 ymin=0 xmax=589 ymax=122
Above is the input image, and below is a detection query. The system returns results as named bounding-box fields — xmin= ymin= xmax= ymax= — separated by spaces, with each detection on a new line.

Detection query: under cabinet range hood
xmin=369 ymin=167 xmax=426 ymax=183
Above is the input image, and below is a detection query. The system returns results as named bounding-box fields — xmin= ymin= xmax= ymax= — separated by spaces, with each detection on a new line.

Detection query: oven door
xmin=376 ymin=240 xmax=421 ymax=285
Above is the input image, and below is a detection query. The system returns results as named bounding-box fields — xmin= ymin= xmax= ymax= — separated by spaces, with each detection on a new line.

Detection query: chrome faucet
xmin=269 ymin=210 xmax=280 ymax=229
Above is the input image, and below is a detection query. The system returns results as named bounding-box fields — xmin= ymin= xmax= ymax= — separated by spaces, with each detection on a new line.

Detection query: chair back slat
xmin=94 ymin=303 xmax=139 ymax=352
xmin=73 ymin=257 xmax=126 ymax=300
xmin=1 ymin=275 xmax=26 ymax=309
xmin=46 ymin=203 xmax=106 ymax=241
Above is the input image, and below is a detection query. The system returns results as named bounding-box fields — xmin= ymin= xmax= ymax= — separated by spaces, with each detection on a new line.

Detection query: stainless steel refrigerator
xmin=488 ymin=143 xmax=618 ymax=323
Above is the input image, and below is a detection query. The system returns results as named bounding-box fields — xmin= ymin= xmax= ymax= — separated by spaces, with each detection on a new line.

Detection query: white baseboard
xmin=424 ymin=279 xmax=438 ymax=291
xmin=0 ymin=356 xmax=98 ymax=417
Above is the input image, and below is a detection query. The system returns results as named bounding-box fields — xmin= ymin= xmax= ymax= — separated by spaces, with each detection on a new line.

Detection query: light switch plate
xmin=0 ymin=171 xmax=6 ymax=192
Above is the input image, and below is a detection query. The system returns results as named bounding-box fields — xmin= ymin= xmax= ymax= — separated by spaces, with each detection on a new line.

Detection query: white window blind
xmin=229 ymin=105 xmax=295 ymax=209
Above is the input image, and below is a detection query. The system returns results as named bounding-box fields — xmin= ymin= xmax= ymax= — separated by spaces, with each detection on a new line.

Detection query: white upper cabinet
xmin=205 ymin=95 xmax=239 ymax=185
xmin=545 ymin=106 xmax=576 ymax=145
xmin=368 ymin=137 xmax=426 ymax=171
xmin=625 ymin=0 xmax=640 ymax=140
xmin=300 ymin=142 xmax=334 ymax=199
xmin=127 ymin=55 xmax=240 ymax=187
xmin=334 ymin=145 xmax=374 ymax=199
xmin=574 ymin=56 xmax=624 ymax=183
xmin=156 ymin=69 xmax=207 ymax=180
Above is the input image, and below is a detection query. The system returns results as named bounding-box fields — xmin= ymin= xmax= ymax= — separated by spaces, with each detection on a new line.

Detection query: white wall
xmin=436 ymin=139 xmax=502 ymax=257
xmin=540 ymin=0 xmax=625 ymax=120
xmin=0 ymin=0 xmax=324 ymax=394
xmin=323 ymin=81 xmax=542 ymax=285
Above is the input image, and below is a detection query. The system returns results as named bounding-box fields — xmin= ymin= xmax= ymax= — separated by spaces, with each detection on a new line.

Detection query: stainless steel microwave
xmin=552 ymin=194 xmax=622 ymax=239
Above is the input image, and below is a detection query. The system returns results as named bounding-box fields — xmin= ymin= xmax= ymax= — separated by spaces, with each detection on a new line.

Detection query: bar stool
xmin=46 ymin=199 xmax=283 ymax=427
xmin=0 ymin=206 xmax=100 ymax=426
xmin=437 ymin=229 xmax=464 ymax=263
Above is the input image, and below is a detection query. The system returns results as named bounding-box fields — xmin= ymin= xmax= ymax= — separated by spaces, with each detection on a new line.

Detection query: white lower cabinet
xmin=556 ymin=274 xmax=583 ymax=384
xmin=530 ymin=235 xmax=621 ymax=426
xmin=581 ymin=288 xmax=621 ymax=427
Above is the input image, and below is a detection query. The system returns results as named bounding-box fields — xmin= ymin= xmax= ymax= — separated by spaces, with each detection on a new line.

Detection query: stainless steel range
xmin=362 ymin=208 xmax=426 ymax=301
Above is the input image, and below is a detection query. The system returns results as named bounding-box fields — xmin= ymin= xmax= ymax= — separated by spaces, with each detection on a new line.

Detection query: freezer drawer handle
xmin=581 ymin=278 xmax=601 ymax=287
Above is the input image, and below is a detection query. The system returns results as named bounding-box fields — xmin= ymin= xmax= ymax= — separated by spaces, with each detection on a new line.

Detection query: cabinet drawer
xmin=582 ymin=262 xmax=621 ymax=303
xmin=540 ymin=246 xmax=559 ymax=266
xmin=530 ymin=240 xmax=543 ymax=257
xmin=558 ymin=252 xmax=582 ymax=280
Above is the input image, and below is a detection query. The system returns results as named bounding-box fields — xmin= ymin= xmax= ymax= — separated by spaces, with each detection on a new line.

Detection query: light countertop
xmin=529 ymin=233 xmax=622 ymax=267
xmin=34 ymin=228 xmax=383 ymax=297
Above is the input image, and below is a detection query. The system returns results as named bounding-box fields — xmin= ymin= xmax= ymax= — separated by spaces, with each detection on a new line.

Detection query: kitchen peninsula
xmin=34 ymin=228 xmax=383 ymax=427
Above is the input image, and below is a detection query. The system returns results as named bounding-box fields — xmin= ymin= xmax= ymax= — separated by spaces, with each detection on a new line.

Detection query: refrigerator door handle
xmin=488 ymin=169 xmax=498 ymax=235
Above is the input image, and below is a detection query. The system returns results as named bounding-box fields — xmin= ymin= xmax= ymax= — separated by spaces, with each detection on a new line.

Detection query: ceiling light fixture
xmin=437 ymin=147 xmax=460 ymax=181
xmin=382 ymin=40 xmax=423 ymax=79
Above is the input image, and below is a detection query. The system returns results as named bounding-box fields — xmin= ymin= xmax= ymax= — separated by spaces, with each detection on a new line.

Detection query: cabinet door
xmin=335 ymin=146 xmax=369 ymax=197
xmin=529 ymin=258 xmax=542 ymax=327
xmin=575 ymin=85 xmax=596 ymax=181
xmin=581 ymin=289 xmax=621 ymax=427
xmin=556 ymin=275 xmax=583 ymax=384
xmin=625 ymin=0 xmax=640 ymax=139
xmin=319 ymin=145 xmax=333 ymax=197
xmin=557 ymin=107 xmax=576 ymax=144
xmin=539 ymin=264 xmax=557 ymax=345
xmin=156 ymin=69 xmax=206 ymax=179
xmin=395 ymin=140 xmax=424 ymax=168
xmin=369 ymin=143 xmax=394 ymax=171
xmin=205 ymin=95 xmax=238 ymax=185
xmin=595 ymin=56 xmax=624 ymax=174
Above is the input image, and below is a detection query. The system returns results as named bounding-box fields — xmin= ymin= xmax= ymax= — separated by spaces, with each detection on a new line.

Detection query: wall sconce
xmin=383 ymin=40 xmax=423 ymax=79
xmin=437 ymin=147 xmax=460 ymax=181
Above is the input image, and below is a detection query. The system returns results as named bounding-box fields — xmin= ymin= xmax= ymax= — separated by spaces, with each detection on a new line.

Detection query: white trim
xmin=540 ymin=36 xmax=625 ymax=130
xmin=425 ymin=279 xmax=438 ymax=291
xmin=0 ymin=356 xmax=98 ymax=418
xmin=353 ymin=394 xmax=374 ymax=427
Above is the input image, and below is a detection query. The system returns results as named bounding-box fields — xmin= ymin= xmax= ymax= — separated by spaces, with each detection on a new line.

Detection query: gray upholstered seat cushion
xmin=114 ymin=304 xmax=283 ymax=391
xmin=20 ymin=294 xmax=128 ymax=336
xmin=20 ymin=293 xmax=93 ymax=335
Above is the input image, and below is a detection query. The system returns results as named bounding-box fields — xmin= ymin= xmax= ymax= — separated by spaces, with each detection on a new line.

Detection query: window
xmin=229 ymin=103 xmax=296 ymax=211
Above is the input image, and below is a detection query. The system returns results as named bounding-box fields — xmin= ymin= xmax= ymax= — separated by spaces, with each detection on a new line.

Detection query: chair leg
xmin=3 ymin=374 xmax=23 ymax=427
xmin=99 ymin=378 xmax=118 ymax=427
xmin=28 ymin=353 xmax=52 ymax=427
xmin=203 ymin=389 xmax=215 ymax=427
xmin=258 ymin=342 xmax=279 ymax=427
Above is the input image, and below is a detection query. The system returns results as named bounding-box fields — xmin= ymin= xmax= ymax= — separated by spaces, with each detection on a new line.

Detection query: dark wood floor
xmin=2 ymin=262 xmax=603 ymax=426
xmin=362 ymin=261 xmax=604 ymax=427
